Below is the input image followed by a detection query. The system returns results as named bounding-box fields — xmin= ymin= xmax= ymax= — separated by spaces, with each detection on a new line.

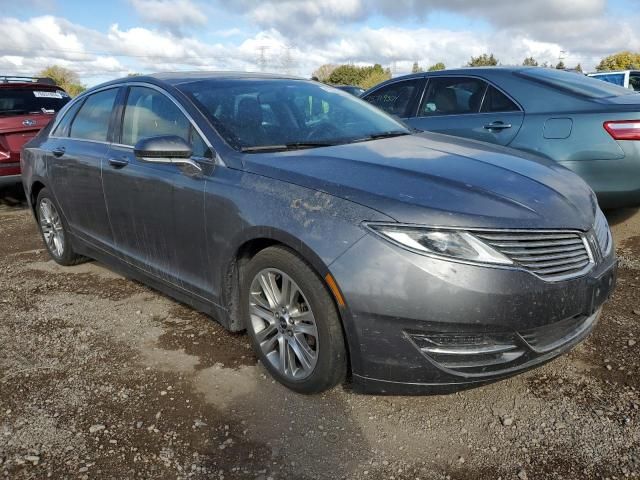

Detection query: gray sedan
xmin=363 ymin=67 xmax=640 ymax=208
xmin=21 ymin=73 xmax=616 ymax=394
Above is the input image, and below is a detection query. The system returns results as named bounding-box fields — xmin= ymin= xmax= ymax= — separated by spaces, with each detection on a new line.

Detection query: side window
xmin=122 ymin=86 xmax=208 ymax=157
xmin=629 ymin=74 xmax=640 ymax=92
xmin=51 ymin=100 xmax=83 ymax=137
xmin=69 ymin=89 xmax=118 ymax=141
xmin=364 ymin=80 xmax=421 ymax=117
xmin=480 ymin=86 xmax=520 ymax=113
xmin=420 ymin=77 xmax=487 ymax=116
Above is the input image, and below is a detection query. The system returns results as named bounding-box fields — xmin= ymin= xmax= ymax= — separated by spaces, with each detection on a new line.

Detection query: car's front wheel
xmin=242 ymin=246 xmax=347 ymax=394
xmin=36 ymin=188 xmax=85 ymax=266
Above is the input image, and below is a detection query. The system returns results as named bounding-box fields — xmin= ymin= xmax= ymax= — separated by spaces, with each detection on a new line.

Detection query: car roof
xmin=361 ymin=66 xmax=536 ymax=94
xmin=588 ymin=70 xmax=639 ymax=74
xmin=81 ymin=71 xmax=310 ymax=95
xmin=147 ymin=71 xmax=305 ymax=86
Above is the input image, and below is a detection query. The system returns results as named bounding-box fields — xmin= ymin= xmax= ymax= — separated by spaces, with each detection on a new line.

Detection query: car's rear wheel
xmin=36 ymin=188 xmax=85 ymax=266
xmin=242 ymin=246 xmax=347 ymax=394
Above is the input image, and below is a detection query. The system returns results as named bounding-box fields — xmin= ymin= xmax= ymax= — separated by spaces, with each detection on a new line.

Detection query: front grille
xmin=475 ymin=231 xmax=592 ymax=281
xmin=594 ymin=210 xmax=612 ymax=256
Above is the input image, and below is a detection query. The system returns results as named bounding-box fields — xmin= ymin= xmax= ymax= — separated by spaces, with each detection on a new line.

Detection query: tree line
xmin=35 ymin=50 xmax=640 ymax=96
xmin=314 ymin=50 xmax=640 ymax=89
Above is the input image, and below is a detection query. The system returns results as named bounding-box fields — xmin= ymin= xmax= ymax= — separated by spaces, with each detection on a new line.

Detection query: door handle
xmin=108 ymin=156 xmax=129 ymax=168
xmin=484 ymin=122 xmax=512 ymax=131
xmin=52 ymin=147 xmax=65 ymax=158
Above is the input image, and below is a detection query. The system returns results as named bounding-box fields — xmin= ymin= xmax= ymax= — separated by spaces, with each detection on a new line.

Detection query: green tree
xmin=467 ymin=53 xmax=498 ymax=67
xmin=327 ymin=63 xmax=391 ymax=89
xmin=555 ymin=60 xmax=566 ymax=70
xmin=523 ymin=57 xmax=538 ymax=67
xmin=38 ymin=65 xmax=86 ymax=97
xmin=427 ymin=62 xmax=446 ymax=71
xmin=312 ymin=64 xmax=338 ymax=83
xmin=411 ymin=62 xmax=423 ymax=73
xmin=596 ymin=51 xmax=640 ymax=71
xmin=574 ymin=63 xmax=583 ymax=73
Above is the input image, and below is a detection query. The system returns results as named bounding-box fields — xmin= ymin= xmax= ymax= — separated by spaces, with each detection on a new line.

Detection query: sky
xmin=0 ymin=0 xmax=639 ymax=87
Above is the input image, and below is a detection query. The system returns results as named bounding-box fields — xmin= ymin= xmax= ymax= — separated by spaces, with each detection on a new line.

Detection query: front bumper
xmin=329 ymin=233 xmax=617 ymax=395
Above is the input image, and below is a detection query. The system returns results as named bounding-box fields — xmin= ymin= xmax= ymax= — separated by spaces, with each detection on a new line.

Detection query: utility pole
xmin=257 ymin=45 xmax=269 ymax=72
xmin=281 ymin=45 xmax=295 ymax=75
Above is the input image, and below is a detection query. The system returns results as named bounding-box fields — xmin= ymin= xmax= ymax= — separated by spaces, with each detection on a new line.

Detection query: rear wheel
xmin=36 ymin=188 xmax=85 ymax=266
xmin=242 ymin=246 xmax=347 ymax=394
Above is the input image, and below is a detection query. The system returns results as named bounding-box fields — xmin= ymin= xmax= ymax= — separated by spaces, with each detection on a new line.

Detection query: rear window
xmin=590 ymin=72 xmax=626 ymax=87
xmin=517 ymin=68 xmax=635 ymax=99
xmin=0 ymin=88 xmax=70 ymax=116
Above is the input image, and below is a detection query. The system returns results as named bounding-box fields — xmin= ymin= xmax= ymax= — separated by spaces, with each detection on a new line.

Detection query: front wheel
xmin=36 ymin=188 xmax=85 ymax=266
xmin=242 ymin=246 xmax=347 ymax=394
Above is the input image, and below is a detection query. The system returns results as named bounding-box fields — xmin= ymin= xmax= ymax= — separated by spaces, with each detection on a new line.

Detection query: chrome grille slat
xmin=519 ymin=254 xmax=590 ymax=269
xmin=510 ymin=250 xmax=587 ymax=262
xmin=476 ymin=233 xmax=578 ymax=241
xmin=484 ymin=238 xmax=583 ymax=248
xmin=529 ymin=260 xmax=590 ymax=275
xmin=475 ymin=230 xmax=592 ymax=280
xmin=501 ymin=244 xmax=585 ymax=255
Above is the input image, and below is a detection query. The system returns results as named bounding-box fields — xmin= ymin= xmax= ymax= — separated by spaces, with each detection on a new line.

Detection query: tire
xmin=35 ymin=188 xmax=86 ymax=266
xmin=242 ymin=246 xmax=347 ymax=394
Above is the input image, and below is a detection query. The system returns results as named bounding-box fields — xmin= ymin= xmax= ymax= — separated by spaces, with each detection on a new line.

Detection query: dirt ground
xmin=0 ymin=182 xmax=639 ymax=480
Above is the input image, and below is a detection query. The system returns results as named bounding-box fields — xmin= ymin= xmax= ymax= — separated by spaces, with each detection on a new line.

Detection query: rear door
xmin=48 ymin=87 xmax=120 ymax=250
xmin=404 ymin=76 xmax=524 ymax=146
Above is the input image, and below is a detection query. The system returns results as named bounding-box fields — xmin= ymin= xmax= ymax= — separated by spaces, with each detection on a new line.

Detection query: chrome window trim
xmin=416 ymin=74 xmax=523 ymax=118
xmin=118 ymin=82 xmax=222 ymax=165
xmin=49 ymin=82 xmax=225 ymax=167
xmin=49 ymin=85 xmax=120 ymax=140
xmin=364 ymin=222 xmax=596 ymax=283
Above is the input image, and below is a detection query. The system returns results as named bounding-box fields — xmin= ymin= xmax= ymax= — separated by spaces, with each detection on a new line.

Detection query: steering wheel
xmin=306 ymin=122 xmax=341 ymax=141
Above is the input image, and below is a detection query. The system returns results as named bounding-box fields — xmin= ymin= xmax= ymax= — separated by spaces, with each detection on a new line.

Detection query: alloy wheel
xmin=38 ymin=198 xmax=65 ymax=258
xmin=249 ymin=268 xmax=319 ymax=380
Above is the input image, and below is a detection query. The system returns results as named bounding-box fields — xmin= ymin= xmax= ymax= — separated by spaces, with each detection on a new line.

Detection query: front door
xmin=101 ymin=85 xmax=214 ymax=298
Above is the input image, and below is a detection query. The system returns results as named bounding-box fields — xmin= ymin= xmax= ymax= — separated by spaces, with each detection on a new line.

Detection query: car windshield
xmin=179 ymin=79 xmax=410 ymax=152
xmin=0 ymin=88 xmax=70 ymax=116
xmin=518 ymin=68 xmax=636 ymax=99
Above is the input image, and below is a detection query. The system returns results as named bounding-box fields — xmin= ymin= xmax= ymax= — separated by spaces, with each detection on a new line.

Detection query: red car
xmin=0 ymin=76 xmax=70 ymax=187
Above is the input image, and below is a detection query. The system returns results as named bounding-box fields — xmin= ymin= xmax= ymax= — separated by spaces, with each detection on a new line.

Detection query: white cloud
xmin=129 ymin=0 xmax=207 ymax=34
xmin=0 ymin=1 xmax=639 ymax=86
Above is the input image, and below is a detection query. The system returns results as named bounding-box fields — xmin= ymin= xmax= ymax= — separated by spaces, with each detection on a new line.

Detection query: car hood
xmin=241 ymin=132 xmax=597 ymax=230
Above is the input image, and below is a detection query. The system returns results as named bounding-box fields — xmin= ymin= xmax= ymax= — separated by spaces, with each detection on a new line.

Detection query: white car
xmin=587 ymin=70 xmax=640 ymax=92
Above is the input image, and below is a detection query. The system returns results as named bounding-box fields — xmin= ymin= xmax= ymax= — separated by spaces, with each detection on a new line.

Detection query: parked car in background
xmin=22 ymin=72 xmax=616 ymax=395
xmin=362 ymin=67 xmax=640 ymax=208
xmin=334 ymin=85 xmax=365 ymax=96
xmin=588 ymin=70 xmax=640 ymax=92
xmin=0 ymin=76 xmax=70 ymax=187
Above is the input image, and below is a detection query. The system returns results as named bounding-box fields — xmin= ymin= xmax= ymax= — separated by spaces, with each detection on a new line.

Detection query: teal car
xmin=363 ymin=67 xmax=640 ymax=208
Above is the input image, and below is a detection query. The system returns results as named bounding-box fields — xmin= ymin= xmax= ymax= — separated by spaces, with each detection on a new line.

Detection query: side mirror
xmin=134 ymin=135 xmax=201 ymax=172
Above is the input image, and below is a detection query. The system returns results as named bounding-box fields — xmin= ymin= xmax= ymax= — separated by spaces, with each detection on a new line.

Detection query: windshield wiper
xmin=241 ymin=141 xmax=339 ymax=153
xmin=347 ymin=130 xmax=411 ymax=144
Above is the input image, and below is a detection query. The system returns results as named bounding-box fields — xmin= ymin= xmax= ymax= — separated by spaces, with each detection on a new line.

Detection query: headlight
xmin=367 ymin=224 xmax=513 ymax=265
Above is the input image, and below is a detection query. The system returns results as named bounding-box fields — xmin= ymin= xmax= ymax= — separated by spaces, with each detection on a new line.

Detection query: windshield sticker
xmin=33 ymin=91 xmax=63 ymax=99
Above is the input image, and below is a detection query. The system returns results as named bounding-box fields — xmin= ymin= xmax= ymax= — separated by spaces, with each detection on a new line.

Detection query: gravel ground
xmin=0 ymin=183 xmax=639 ymax=480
